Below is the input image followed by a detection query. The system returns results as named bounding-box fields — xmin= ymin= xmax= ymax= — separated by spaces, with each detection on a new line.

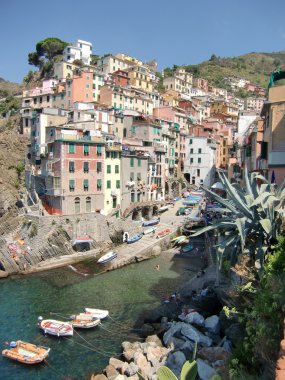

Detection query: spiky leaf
xmin=260 ymin=218 xmax=272 ymax=235
xmin=157 ymin=366 xmax=179 ymax=380
xmin=180 ymin=361 xmax=198 ymax=380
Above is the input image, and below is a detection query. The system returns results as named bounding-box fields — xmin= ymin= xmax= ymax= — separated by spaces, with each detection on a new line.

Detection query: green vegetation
xmin=161 ymin=51 xmax=285 ymax=92
xmin=0 ymin=96 xmax=20 ymax=117
xmin=229 ymin=236 xmax=285 ymax=378
xmin=28 ymin=37 xmax=69 ymax=78
xmin=192 ymin=169 xmax=284 ymax=276
xmin=29 ymin=221 xmax=38 ymax=237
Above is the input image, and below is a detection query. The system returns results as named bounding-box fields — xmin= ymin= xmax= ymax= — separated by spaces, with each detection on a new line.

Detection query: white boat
xmin=158 ymin=205 xmax=169 ymax=213
xmin=143 ymin=226 xmax=157 ymax=235
xmin=97 ymin=251 xmax=117 ymax=264
xmin=84 ymin=308 xmax=109 ymax=319
xmin=70 ymin=314 xmax=101 ymax=329
xmin=38 ymin=319 xmax=73 ymax=337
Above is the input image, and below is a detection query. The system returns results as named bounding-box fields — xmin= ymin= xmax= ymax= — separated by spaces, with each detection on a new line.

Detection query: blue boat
xmin=127 ymin=234 xmax=143 ymax=244
xmin=142 ymin=218 xmax=160 ymax=227
xmin=181 ymin=243 xmax=194 ymax=253
xmin=183 ymin=200 xmax=200 ymax=205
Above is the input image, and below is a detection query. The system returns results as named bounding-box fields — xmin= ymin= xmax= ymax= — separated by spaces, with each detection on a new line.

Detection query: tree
xmin=28 ymin=37 xmax=69 ymax=69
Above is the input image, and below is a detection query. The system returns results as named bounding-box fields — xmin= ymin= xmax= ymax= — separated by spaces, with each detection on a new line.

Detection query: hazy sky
xmin=1 ymin=0 xmax=285 ymax=83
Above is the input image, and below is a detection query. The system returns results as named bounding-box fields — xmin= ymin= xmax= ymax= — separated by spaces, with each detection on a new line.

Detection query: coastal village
xmin=1 ymin=36 xmax=285 ymax=380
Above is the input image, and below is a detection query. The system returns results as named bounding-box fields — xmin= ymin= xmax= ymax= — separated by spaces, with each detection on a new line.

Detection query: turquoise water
xmin=0 ymin=251 xmax=193 ymax=379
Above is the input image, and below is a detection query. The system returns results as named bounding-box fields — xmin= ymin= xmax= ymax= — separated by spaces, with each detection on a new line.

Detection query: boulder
xmin=167 ymin=336 xmax=187 ymax=350
xmin=205 ymin=315 xmax=220 ymax=334
xmin=145 ymin=334 xmax=163 ymax=347
xmin=104 ymin=364 xmax=119 ymax=380
xmin=133 ymin=352 xmax=152 ymax=378
xmin=197 ymin=358 xmax=216 ymax=380
xmin=179 ymin=311 xmax=205 ymax=327
xmin=113 ymin=375 xmax=125 ymax=380
xmin=124 ymin=362 xmax=139 ymax=376
xmin=163 ymin=322 xmax=183 ymax=346
xmin=198 ymin=347 xmax=231 ymax=363
xmin=166 ymin=351 xmax=187 ymax=378
xmin=181 ymin=323 xmax=213 ymax=347
xmin=109 ymin=358 xmax=128 ymax=374
xmin=91 ymin=375 xmax=108 ymax=380
xmin=123 ymin=349 xmax=137 ymax=362
xmin=146 ymin=345 xmax=170 ymax=367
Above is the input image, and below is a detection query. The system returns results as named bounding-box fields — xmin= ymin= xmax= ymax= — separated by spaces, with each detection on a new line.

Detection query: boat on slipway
xmin=2 ymin=341 xmax=50 ymax=365
xmin=143 ymin=226 xmax=157 ymax=235
xmin=158 ymin=205 xmax=169 ymax=213
xmin=127 ymin=234 xmax=143 ymax=244
xmin=38 ymin=319 xmax=73 ymax=337
xmin=97 ymin=251 xmax=117 ymax=264
xmin=70 ymin=314 xmax=101 ymax=329
xmin=84 ymin=308 xmax=109 ymax=319
xmin=142 ymin=218 xmax=160 ymax=227
xmin=156 ymin=228 xmax=171 ymax=238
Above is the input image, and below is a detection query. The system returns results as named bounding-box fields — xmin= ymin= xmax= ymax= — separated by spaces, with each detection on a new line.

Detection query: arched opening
xmin=132 ymin=210 xmax=140 ymax=221
xmin=153 ymin=205 xmax=159 ymax=216
xmin=165 ymin=182 xmax=169 ymax=197
xmin=75 ymin=197 xmax=80 ymax=214
xmin=86 ymin=197 xmax=91 ymax=213
xmin=123 ymin=128 xmax=127 ymax=138
xmin=142 ymin=206 xmax=151 ymax=219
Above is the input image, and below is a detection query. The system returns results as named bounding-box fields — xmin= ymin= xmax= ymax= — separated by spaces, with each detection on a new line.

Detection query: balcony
xmin=154 ymin=143 xmax=167 ymax=153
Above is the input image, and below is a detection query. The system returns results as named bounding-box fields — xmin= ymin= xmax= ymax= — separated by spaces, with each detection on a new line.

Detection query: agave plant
xmin=191 ymin=169 xmax=285 ymax=276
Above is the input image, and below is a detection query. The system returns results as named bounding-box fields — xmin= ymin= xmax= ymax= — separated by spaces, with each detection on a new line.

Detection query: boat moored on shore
xmin=38 ymin=318 xmax=73 ymax=337
xmin=97 ymin=251 xmax=117 ymax=264
xmin=70 ymin=314 xmax=101 ymax=329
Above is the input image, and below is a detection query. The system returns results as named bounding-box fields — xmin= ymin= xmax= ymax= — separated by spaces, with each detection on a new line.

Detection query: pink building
xmin=66 ymin=71 xmax=94 ymax=108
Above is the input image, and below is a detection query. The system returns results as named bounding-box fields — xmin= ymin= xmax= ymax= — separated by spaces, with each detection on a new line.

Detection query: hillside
xmin=0 ymin=78 xmax=22 ymax=98
xmin=164 ymin=50 xmax=285 ymax=90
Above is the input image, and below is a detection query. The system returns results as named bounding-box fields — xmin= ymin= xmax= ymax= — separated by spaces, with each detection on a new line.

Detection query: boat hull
xmin=39 ymin=320 xmax=73 ymax=337
xmin=2 ymin=341 xmax=50 ymax=365
xmin=97 ymin=251 xmax=117 ymax=264
xmin=84 ymin=308 xmax=109 ymax=319
xmin=127 ymin=234 xmax=142 ymax=244
xmin=143 ymin=226 xmax=157 ymax=235
xmin=142 ymin=219 xmax=159 ymax=227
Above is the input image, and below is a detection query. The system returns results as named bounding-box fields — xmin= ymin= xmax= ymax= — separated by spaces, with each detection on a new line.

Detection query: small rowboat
xmin=84 ymin=308 xmax=109 ymax=319
xmin=158 ymin=205 xmax=169 ymax=213
xmin=39 ymin=319 xmax=73 ymax=337
xmin=156 ymin=228 xmax=171 ymax=238
xmin=143 ymin=226 xmax=157 ymax=235
xmin=127 ymin=234 xmax=143 ymax=244
xmin=2 ymin=341 xmax=50 ymax=365
xmin=97 ymin=251 xmax=117 ymax=264
xmin=142 ymin=218 xmax=160 ymax=227
xmin=181 ymin=243 xmax=194 ymax=253
xmin=70 ymin=314 xmax=101 ymax=329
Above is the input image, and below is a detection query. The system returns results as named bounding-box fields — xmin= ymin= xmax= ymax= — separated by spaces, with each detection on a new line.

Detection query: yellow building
xmin=53 ymin=61 xmax=78 ymax=80
xmin=103 ymin=141 xmax=122 ymax=216
xmin=126 ymin=66 xmax=154 ymax=92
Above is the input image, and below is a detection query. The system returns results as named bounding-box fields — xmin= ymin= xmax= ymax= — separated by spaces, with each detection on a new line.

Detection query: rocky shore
xmin=91 ymin=260 xmax=235 ymax=380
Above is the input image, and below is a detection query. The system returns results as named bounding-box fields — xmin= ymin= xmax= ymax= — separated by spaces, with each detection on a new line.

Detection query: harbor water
xmin=0 ymin=249 xmax=196 ymax=380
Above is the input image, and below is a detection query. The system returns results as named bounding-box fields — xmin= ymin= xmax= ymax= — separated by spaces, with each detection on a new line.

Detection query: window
xmin=83 ymin=144 xmax=89 ymax=155
xmin=130 ymin=157 xmax=134 ymax=167
xmin=112 ymin=197 xmax=117 ymax=209
xmin=97 ymin=179 xmax=102 ymax=190
xmin=83 ymin=162 xmax=89 ymax=173
xmin=107 ymin=180 xmax=111 ymax=189
xmin=97 ymin=145 xmax=102 ymax=156
xmin=189 ymin=139 xmax=193 ymax=144
xmin=93 ymin=84 xmax=96 ymax=89
xmin=130 ymin=172 xmax=134 ymax=181
xmin=86 ymin=84 xmax=89 ymax=89
xmin=190 ymin=148 xmax=194 ymax=154
xmin=74 ymin=197 xmax=80 ymax=213
xmin=137 ymin=173 xmax=141 ymax=180
xmin=197 ymin=169 xmax=200 ymax=177
xmin=116 ymin=180 xmax=120 ymax=189
xmin=107 ymin=165 xmax=111 ymax=174
xmin=69 ymin=161 xmax=75 ymax=173
xmin=198 ymin=157 xmax=201 ymax=163
xmin=83 ymin=179 xmax=89 ymax=191
xmin=131 ymin=192 xmax=135 ymax=203
xmin=115 ymin=165 xmax=119 ymax=173
xmin=86 ymin=197 xmax=91 ymax=213
xmin=69 ymin=179 xmax=75 ymax=191
xmin=97 ymin=162 xmax=102 ymax=172
xmin=198 ymin=148 xmax=202 ymax=154
xmin=190 ymin=158 xmax=194 ymax=163
xmin=47 ymin=95 xmax=50 ymax=102
xmin=69 ymin=143 xmax=75 ymax=154
xmin=137 ymin=192 xmax=141 ymax=202
xmin=131 ymin=126 xmax=136 ymax=134
xmin=138 ymin=159 xmax=141 ymax=167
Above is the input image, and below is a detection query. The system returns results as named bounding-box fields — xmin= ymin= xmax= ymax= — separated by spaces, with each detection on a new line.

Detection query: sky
xmin=1 ymin=0 xmax=285 ymax=83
